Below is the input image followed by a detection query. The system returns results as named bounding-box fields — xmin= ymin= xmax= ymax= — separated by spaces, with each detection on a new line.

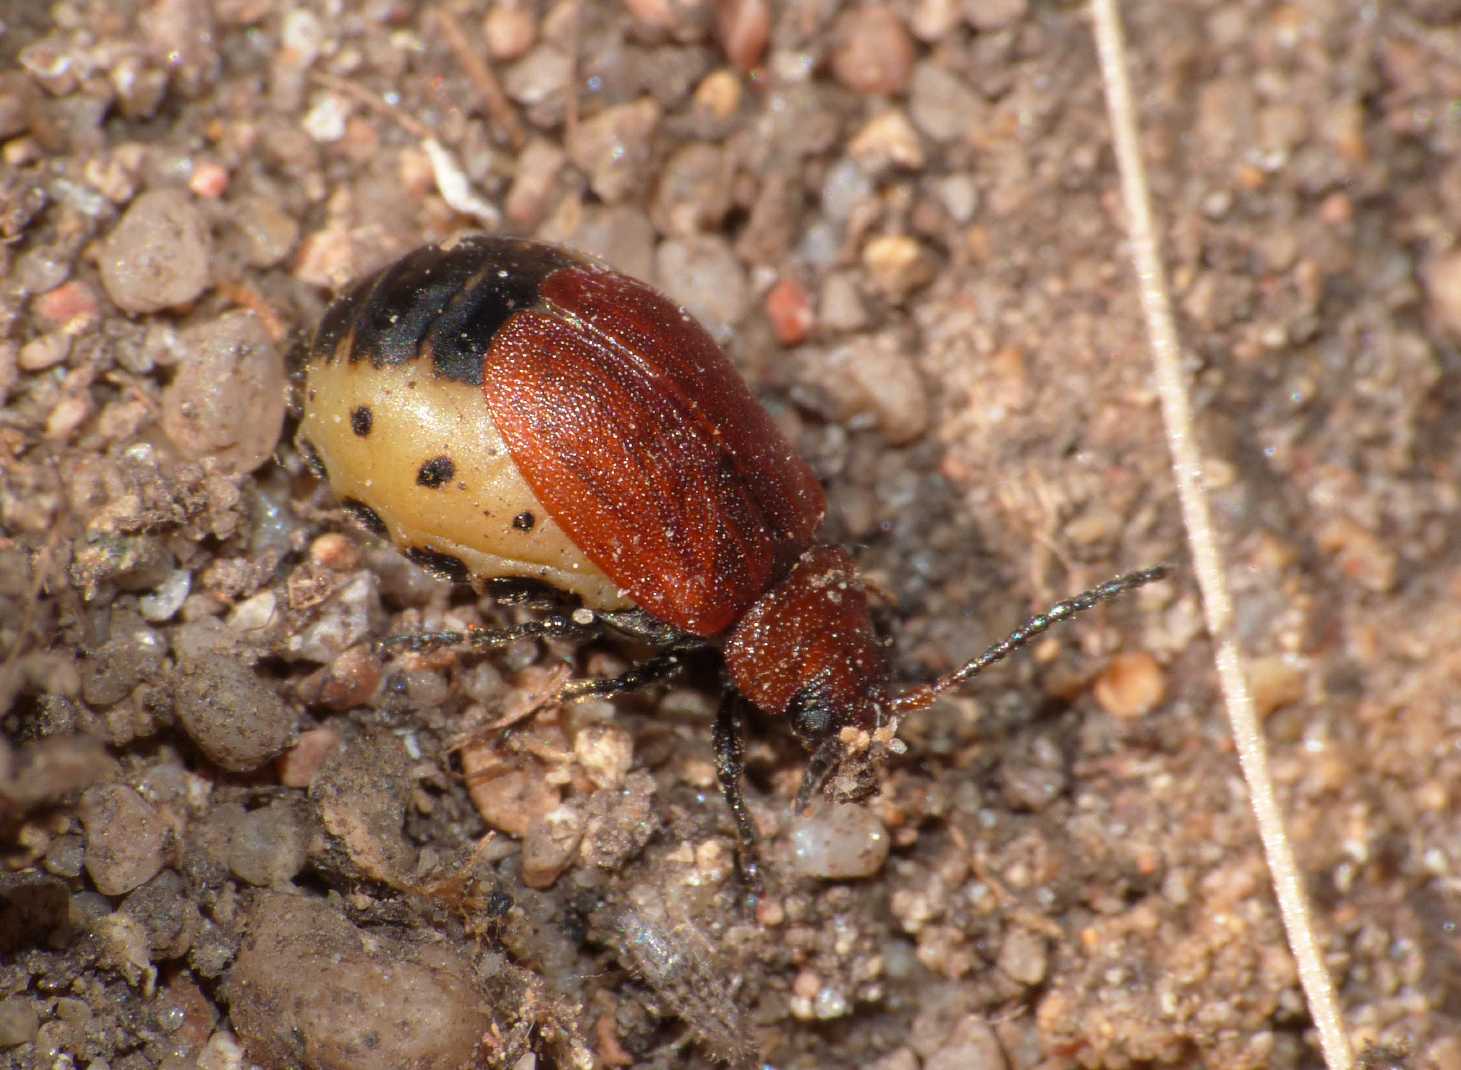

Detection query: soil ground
xmin=2 ymin=1 xmax=1459 ymax=1068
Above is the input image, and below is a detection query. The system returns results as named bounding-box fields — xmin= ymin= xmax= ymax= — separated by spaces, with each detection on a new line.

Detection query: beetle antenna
xmin=890 ymin=565 xmax=1171 ymax=714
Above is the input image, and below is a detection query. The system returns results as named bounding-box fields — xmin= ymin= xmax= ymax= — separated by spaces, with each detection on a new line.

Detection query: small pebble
xmin=792 ymin=969 xmax=821 ymax=1001
xmin=312 ymin=732 xmax=419 ymax=883
xmin=652 ymin=142 xmax=731 ymax=237
xmin=187 ymin=160 xmax=229 ymax=199
xmin=120 ymin=869 xmax=198 ymax=960
xmin=520 ymin=805 xmax=584 ymax=889
xmin=693 ymin=69 xmax=742 ymax=121
xmin=937 ymin=174 xmax=980 ymax=223
xmin=161 ymin=311 xmax=286 ymax=474
xmin=997 ymin=926 xmax=1048 ymax=985
xmin=504 ymin=139 xmax=566 ymax=229
xmin=1247 ymin=654 xmax=1308 ymax=717
xmin=227 ymin=892 xmax=490 ymax=1070
xmin=0 ymin=996 xmax=39 ymax=1048
xmin=81 ymin=629 xmax=166 ymax=708
xmin=18 ymin=332 xmax=71 ymax=372
xmin=716 ymin=0 xmax=771 ymax=71
xmin=831 ymin=7 xmax=916 ymax=95
xmin=463 ymin=758 xmax=560 ymax=840
xmin=293 ymin=225 xmax=356 ymax=290
xmin=503 ymin=44 xmax=572 ymax=112
xmin=139 ymin=568 xmax=192 ymax=623
xmin=802 ymin=332 xmax=930 ymax=444
xmin=309 ymin=533 xmax=361 ymax=571
xmin=573 ymin=723 xmax=634 ymax=790
xmin=862 ymin=233 xmax=936 ymax=299
xmin=849 ymin=110 xmax=926 ymax=173
xmin=789 ymin=802 xmax=891 ymax=879
xmin=1093 ymin=651 xmax=1166 ymax=720
xmin=46 ymin=390 xmax=93 ymax=441
xmin=280 ymin=7 xmax=324 ymax=62
xmin=174 ymin=655 xmax=295 ymax=772
xmin=924 ymin=1015 xmax=1008 ymax=1070
xmin=33 ymin=280 xmax=100 ymax=331
xmin=314 ymin=646 xmax=383 ymax=710
xmin=283 ymin=571 xmax=385 ymax=663
xmin=80 ymin=783 xmax=167 ymax=895
xmin=999 ymin=734 xmax=1067 ymax=812
xmin=195 ymin=1031 xmax=245 ymax=1070
xmin=232 ymin=195 xmax=299 ymax=268
xmin=766 ymin=277 xmax=815 ymax=345
xmin=277 ymin=726 xmax=342 ymax=788
xmin=655 ymin=235 xmax=751 ymax=337
xmin=485 ymin=4 xmax=537 ymax=61
xmin=19 ymin=41 xmax=77 ymax=95
xmin=141 ymin=0 xmax=220 ymax=95
xmin=44 ymin=833 xmax=85 ymax=878
xmin=562 ymin=205 xmax=657 ymax=281
xmin=99 ymin=188 xmax=212 ymax=313
xmin=821 ymin=158 xmax=874 ymax=221
xmin=303 ymin=93 xmax=348 ymax=142
xmin=909 ymin=63 xmax=980 ymax=142
xmin=228 ymin=800 xmax=309 ymax=887
xmin=577 ymin=770 xmax=658 ymax=870
xmin=566 ymin=98 xmax=661 ymax=204
xmin=819 ymin=272 xmax=868 ymax=331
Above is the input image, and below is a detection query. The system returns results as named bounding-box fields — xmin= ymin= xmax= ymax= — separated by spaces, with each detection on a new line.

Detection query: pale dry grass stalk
xmin=1087 ymin=1 xmax=1355 ymax=1067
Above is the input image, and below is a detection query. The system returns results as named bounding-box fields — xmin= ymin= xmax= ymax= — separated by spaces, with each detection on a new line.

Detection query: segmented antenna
xmin=891 ymin=565 xmax=1170 ymax=713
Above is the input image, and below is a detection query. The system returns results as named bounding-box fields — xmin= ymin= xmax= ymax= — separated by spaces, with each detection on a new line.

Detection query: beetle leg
xmin=378 ymin=613 xmax=598 ymax=654
xmin=597 ymin=609 xmax=701 ymax=650
xmin=558 ymin=652 xmax=687 ymax=700
xmin=794 ymin=736 xmax=841 ymax=813
xmin=713 ymin=692 xmax=765 ymax=903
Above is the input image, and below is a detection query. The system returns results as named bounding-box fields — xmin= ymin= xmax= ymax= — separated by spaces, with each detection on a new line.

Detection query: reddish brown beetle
xmin=297 ymin=234 xmax=1167 ymax=891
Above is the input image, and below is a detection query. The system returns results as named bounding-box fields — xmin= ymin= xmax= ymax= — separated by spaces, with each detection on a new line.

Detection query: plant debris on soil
xmin=2 ymin=1 xmax=1459 ymax=1068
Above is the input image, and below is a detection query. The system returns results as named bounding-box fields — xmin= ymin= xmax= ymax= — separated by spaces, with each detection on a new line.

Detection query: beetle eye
xmin=790 ymin=694 xmax=833 ymax=741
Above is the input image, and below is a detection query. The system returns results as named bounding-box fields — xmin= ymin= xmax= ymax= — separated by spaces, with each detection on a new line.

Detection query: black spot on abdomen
xmin=405 ymin=546 xmax=471 ymax=584
xmin=342 ymin=498 xmax=389 ymax=538
xmin=417 ymin=456 xmax=455 ymax=488
xmin=298 ymin=438 xmax=328 ymax=480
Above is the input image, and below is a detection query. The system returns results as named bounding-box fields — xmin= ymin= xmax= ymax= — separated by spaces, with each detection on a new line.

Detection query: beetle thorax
xmin=722 ymin=545 xmax=891 ymax=744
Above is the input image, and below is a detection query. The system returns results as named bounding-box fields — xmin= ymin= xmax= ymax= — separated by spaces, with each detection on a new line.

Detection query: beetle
xmin=296 ymin=234 xmax=1167 ymax=892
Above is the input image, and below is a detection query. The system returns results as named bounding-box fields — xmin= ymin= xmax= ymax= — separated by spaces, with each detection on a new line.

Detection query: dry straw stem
xmin=1087 ymin=2 xmax=1356 ymax=1068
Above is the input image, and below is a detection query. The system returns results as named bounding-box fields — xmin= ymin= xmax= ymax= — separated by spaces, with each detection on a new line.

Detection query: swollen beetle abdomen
xmin=295 ymin=239 xmax=633 ymax=609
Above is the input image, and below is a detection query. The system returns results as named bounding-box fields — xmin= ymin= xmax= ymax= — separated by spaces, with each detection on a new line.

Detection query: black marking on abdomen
xmin=342 ymin=498 xmax=389 ymax=538
xmin=313 ymin=238 xmax=589 ymax=387
xmin=298 ymin=438 xmax=328 ymax=480
xmin=416 ymin=456 xmax=455 ymax=488
xmin=405 ymin=546 xmax=471 ymax=584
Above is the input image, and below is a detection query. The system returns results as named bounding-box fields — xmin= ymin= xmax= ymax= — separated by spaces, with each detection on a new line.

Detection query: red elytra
xmin=482 ymin=262 xmax=826 ymax=638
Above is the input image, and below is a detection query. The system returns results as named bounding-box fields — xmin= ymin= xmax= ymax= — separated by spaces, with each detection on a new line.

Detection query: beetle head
xmin=723 ymin=545 xmax=896 ymax=807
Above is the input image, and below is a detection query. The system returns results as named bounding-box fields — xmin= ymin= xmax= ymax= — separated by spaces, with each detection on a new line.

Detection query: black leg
xmin=378 ymin=613 xmax=597 ymax=655
xmin=714 ymin=691 xmax=764 ymax=903
xmin=558 ymin=652 xmax=687 ymax=700
xmin=794 ymin=736 xmax=841 ymax=813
